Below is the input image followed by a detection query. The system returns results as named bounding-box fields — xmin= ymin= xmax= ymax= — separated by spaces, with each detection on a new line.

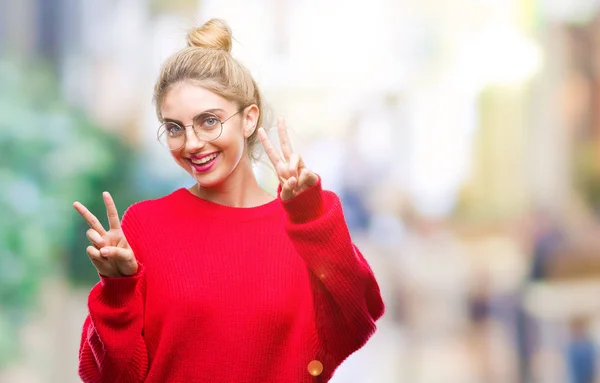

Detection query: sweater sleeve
xmin=280 ymin=179 xmax=385 ymax=379
xmin=78 ymin=206 xmax=149 ymax=383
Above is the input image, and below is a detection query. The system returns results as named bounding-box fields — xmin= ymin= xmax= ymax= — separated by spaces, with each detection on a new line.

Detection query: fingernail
xmin=100 ymin=248 xmax=108 ymax=256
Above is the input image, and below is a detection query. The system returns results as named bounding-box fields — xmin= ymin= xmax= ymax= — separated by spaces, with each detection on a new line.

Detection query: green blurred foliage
xmin=0 ymin=57 xmax=147 ymax=367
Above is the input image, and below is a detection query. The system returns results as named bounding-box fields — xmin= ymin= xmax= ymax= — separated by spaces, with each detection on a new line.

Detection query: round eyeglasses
xmin=157 ymin=110 xmax=242 ymax=151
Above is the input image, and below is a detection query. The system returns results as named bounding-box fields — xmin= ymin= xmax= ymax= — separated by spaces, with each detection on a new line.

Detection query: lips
xmin=188 ymin=152 xmax=220 ymax=173
xmin=190 ymin=152 xmax=219 ymax=165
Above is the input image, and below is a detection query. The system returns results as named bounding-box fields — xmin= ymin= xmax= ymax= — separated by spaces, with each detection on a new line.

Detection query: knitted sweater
xmin=78 ymin=180 xmax=384 ymax=382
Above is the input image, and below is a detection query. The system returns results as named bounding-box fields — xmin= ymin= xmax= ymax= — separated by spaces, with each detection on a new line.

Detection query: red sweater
xmin=78 ymin=180 xmax=384 ymax=382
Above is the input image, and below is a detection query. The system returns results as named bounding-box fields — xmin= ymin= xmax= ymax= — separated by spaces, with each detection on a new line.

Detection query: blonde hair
xmin=153 ymin=19 xmax=264 ymax=159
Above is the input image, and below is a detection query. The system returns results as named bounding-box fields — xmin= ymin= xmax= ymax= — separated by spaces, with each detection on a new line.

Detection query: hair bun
xmin=187 ymin=19 xmax=233 ymax=52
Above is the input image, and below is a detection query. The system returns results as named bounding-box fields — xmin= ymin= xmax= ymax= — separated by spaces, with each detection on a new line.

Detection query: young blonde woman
xmin=73 ymin=19 xmax=384 ymax=383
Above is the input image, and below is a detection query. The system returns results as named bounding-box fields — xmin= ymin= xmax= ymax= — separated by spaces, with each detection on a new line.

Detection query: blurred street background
xmin=4 ymin=0 xmax=600 ymax=382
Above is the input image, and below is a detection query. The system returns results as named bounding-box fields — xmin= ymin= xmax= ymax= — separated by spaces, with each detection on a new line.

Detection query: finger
xmin=86 ymin=245 xmax=106 ymax=261
xmin=288 ymin=152 xmax=300 ymax=180
xmin=297 ymin=168 xmax=311 ymax=189
xmin=73 ymin=202 xmax=107 ymax=236
xmin=100 ymin=246 xmax=134 ymax=263
xmin=298 ymin=169 xmax=319 ymax=189
xmin=280 ymin=177 xmax=297 ymax=201
xmin=258 ymin=127 xmax=283 ymax=168
xmin=103 ymin=192 xmax=121 ymax=230
xmin=276 ymin=161 xmax=291 ymax=181
xmin=305 ymin=170 xmax=319 ymax=187
xmin=86 ymin=228 xmax=105 ymax=249
xmin=277 ymin=117 xmax=293 ymax=161
xmin=100 ymin=246 xmax=138 ymax=275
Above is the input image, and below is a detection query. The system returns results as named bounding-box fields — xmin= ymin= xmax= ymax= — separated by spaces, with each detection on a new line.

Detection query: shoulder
xmin=122 ymin=188 xmax=188 ymax=223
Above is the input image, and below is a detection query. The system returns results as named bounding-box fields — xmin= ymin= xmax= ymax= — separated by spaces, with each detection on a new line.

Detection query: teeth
xmin=191 ymin=153 xmax=217 ymax=165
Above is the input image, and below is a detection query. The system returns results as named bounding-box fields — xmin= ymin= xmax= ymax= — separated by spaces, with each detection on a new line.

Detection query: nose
xmin=183 ymin=126 xmax=206 ymax=152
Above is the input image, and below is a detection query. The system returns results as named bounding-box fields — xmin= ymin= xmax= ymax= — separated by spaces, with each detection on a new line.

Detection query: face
xmin=160 ymin=82 xmax=258 ymax=188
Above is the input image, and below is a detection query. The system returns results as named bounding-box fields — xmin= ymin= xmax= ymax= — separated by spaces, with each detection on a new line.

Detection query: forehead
xmin=161 ymin=82 xmax=232 ymax=120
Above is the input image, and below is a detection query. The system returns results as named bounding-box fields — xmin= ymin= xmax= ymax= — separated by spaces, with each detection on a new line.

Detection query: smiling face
xmin=160 ymin=82 xmax=259 ymax=188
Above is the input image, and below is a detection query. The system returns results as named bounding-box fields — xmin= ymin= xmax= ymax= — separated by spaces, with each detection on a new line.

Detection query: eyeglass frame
xmin=157 ymin=108 xmax=245 ymax=151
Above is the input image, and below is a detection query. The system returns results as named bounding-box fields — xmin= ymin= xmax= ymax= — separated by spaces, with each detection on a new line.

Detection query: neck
xmin=192 ymin=155 xmax=274 ymax=208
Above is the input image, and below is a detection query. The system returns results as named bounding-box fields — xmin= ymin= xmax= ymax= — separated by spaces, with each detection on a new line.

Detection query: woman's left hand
xmin=258 ymin=118 xmax=319 ymax=201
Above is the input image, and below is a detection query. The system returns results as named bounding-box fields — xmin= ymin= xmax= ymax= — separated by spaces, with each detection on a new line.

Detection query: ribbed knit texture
xmin=78 ymin=179 xmax=384 ymax=383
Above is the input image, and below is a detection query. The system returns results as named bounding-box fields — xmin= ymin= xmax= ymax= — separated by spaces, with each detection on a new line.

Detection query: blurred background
xmin=4 ymin=0 xmax=600 ymax=382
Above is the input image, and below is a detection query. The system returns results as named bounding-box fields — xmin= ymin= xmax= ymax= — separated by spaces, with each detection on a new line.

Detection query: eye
xmin=164 ymin=122 xmax=184 ymax=136
xmin=201 ymin=115 xmax=220 ymax=129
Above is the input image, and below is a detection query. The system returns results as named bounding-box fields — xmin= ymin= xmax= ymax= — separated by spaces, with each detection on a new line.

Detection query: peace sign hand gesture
xmin=73 ymin=192 xmax=138 ymax=278
xmin=258 ymin=118 xmax=319 ymax=201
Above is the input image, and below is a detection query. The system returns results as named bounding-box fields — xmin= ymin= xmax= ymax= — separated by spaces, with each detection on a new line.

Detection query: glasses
xmin=157 ymin=110 xmax=242 ymax=151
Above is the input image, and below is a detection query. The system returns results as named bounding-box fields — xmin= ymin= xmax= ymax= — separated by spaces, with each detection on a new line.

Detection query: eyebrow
xmin=162 ymin=108 xmax=226 ymax=124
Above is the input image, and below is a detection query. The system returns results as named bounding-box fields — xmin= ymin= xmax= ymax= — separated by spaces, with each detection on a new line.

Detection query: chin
xmin=190 ymin=170 xmax=225 ymax=188
xmin=195 ymin=176 xmax=224 ymax=188
xmin=192 ymin=163 xmax=237 ymax=189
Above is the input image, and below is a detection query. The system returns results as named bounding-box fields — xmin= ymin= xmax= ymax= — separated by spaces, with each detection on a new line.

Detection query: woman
xmin=73 ymin=19 xmax=384 ymax=383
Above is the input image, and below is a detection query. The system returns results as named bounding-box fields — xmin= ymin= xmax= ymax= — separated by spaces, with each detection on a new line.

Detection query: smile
xmin=188 ymin=152 xmax=220 ymax=173
xmin=191 ymin=153 xmax=219 ymax=165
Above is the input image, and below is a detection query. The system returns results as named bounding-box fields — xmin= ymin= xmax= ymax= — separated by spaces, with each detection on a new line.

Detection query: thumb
xmin=100 ymin=246 xmax=134 ymax=262
xmin=280 ymin=177 xmax=297 ymax=201
xmin=305 ymin=171 xmax=319 ymax=187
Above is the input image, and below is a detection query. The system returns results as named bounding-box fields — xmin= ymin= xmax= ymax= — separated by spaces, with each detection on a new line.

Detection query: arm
xmin=79 ymin=269 xmax=148 ymax=382
xmin=78 ymin=205 xmax=149 ymax=383
xmin=280 ymin=179 xmax=385 ymax=376
xmin=257 ymin=120 xmax=384 ymax=377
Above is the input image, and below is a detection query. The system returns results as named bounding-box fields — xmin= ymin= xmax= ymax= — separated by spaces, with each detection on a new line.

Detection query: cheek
xmin=172 ymin=151 xmax=190 ymax=169
xmin=220 ymin=127 xmax=247 ymax=154
xmin=172 ymin=151 xmax=183 ymax=161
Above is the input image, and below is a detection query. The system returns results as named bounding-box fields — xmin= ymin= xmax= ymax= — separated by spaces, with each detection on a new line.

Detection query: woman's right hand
xmin=73 ymin=192 xmax=138 ymax=278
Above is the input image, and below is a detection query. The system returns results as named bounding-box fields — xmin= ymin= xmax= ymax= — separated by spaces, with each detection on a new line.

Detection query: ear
xmin=242 ymin=104 xmax=259 ymax=138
